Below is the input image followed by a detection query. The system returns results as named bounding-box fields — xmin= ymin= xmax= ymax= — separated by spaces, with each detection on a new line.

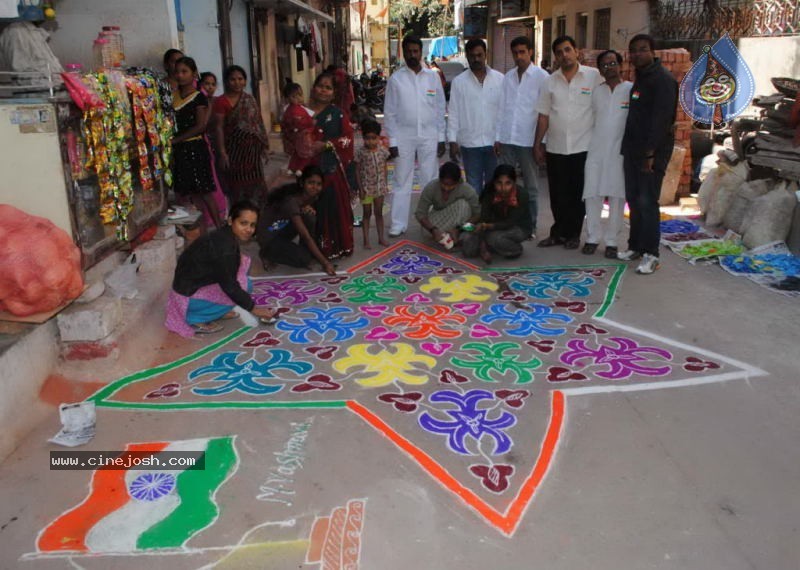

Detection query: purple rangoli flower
xmin=419 ymin=389 xmax=516 ymax=455
xmin=381 ymin=254 xmax=443 ymax=276
xmin=560 ymin=337 xmax=673 ymax=379
xmin=251 ymin=279 xmax=327 ymax=306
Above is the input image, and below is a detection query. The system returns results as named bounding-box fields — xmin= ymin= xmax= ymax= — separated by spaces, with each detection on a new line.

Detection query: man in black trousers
xmin=618 ymin=34 xmax=678 ymax=274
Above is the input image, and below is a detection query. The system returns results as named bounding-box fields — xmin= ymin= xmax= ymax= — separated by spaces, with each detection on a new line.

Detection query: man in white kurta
xmin=384 ymin=35 xmax=446 ymax=236
xmin=582 ymin=50 xmax=633 ymax=258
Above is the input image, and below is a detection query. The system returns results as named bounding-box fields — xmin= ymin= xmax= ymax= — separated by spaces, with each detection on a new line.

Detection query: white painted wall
xmin=180 ymin=0 xmax=224 ymax=88
xmin=738 ymin=36 xmax=800 ymax=97
xmin=547 ymin=0 xmax=649 ymax=54
xmin=231 ymin=0 xmax=252 ymax=85
xmin=48 ymin=0 xmax=178 ymax=71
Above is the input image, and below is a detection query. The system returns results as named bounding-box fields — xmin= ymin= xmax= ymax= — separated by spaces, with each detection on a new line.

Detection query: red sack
xmin=0 ymin=205 xmax=84 ymax=316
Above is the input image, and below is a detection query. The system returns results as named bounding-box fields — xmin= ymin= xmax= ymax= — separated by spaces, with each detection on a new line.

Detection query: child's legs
xmin=373 ymin=196 xmax=385 ymax=229
xmin=361 ymin=197 xmax=373 ymax=243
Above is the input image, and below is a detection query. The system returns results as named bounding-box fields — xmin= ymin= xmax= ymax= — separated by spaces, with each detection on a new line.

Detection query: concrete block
xmin=61 ymin=333 xmax=119 ymax=361
xmin=136 ymin=237 xmax=176 ymax=273
xmin=57 ymin=297 xmax=122 ymax=342
xmin=154 ymin=224 xmax=176 ymax=239
xmin=0 ymin=320 xmax=59 ymax=463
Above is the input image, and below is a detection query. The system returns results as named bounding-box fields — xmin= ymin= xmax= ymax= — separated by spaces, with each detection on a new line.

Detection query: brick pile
xmin=582 ymin=48 xmax=694 ymax=198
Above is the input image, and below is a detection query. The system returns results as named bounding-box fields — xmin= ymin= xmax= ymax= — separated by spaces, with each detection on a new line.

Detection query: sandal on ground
xmin=581 ymin=243 xmax=598 ymax=255
xmin=192 ymin=322 xmax=223 ymax=334
xmin=537 ymin=236 xmax=565 ymax=247
xmin=564 ymin=238 xmax=580 ymax=250
xmin=604 ymin=246 xmax=618 ymax=259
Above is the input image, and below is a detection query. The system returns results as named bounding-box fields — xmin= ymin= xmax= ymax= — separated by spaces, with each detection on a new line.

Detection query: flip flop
xmin=192 ymin=322 xmax=223 ymax=334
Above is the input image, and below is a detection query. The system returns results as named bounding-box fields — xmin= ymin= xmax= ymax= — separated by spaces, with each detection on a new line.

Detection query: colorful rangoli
xmin=87 ymin=241 xmax=764 ymax=536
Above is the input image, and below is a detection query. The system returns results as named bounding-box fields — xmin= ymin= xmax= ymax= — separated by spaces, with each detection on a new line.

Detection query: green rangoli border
xmin=90 ymin=264 xmax=626 ymax=411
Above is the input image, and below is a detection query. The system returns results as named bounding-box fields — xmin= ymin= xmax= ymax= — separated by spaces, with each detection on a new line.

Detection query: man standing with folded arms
xmin=494 ymin=36 xmax=549 ymax=239
xmin=384 ymin=35 xmax=446 ymax=237
xmin=448 ymin=38 xmax=504 ymax=197
xmin=618 ymin=34 xmax=678 ymax=275
xmin=534 ymin=35 xmax=602 ymax=250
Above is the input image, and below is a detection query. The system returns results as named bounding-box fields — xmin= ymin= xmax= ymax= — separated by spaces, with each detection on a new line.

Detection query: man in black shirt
xmin=619 ymin=34 xmax=678 ymax=275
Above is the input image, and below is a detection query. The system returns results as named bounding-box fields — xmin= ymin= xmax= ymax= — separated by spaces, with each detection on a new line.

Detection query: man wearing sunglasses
xmin=581 ymin=50 xmax=632 ymax=259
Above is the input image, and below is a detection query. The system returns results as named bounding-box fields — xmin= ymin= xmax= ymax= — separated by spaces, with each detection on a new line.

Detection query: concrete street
xmin=0 ymin=165 xmax=799 ymax=570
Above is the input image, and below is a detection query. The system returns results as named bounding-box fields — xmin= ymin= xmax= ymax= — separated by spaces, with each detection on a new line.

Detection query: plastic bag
xmin=705 ymin=161 xmax=749 ymax=226
xmin=104 ymin=253 xmax=140 ymax=299
xmin=723 ymin=179 xmax=772 ymax=234
xmin=742 ymin=181 xmax=797 ymax=249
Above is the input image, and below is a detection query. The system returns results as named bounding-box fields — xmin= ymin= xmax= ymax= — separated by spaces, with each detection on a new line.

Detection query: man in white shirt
xmin=581 ymin=50 xmax=633 ymax=259
xmin=495 ymin=36 xmax=549 ymax=238
xmin=534 ymin=35 xmax=602 ymax=249
xmin=384 ymin=35 xmax=447 ymax=237
xmin=448 ymin=39 xmax=504 ymax=196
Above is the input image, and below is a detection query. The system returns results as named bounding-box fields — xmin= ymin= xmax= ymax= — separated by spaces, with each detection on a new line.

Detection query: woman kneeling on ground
xmin=165 ymin=201 xmax=277 ymax=336
xmin=257 ymin=165 xmax=337 ymax=276
xmin=462 ymin=164 xmax=531 ymax=264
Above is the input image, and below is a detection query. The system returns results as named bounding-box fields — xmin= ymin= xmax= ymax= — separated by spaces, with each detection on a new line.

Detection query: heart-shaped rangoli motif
xmin=576 ymin=323 xmax=607 ymax=335
xmin=319 ymin=292 xmax=343 ymax=303
xmin=402 ymin=276 xmax=422 ymax=284
xmin=547 ymin=366 xmax=588 ymax=382
xmin=145 ymin=383 xmax=180 ymax=399
xmin=495 ymin=389 xmax=530 ymax=408
xmin=360 ymin=305 xmax=389 ymax=318
xmin=526 ymin=340 xmax=555 ymax=353
xmin=499 ymin=290 xmax=526 ymax=302
xmin=321 ymin=276 xmax=348 ymax=284
xmin=420 ymin=342 xmax=453 ymax=356
xmin=367 ymin=268 xmax=386 ymax=275
xmin=242 ymin=331 xmax=280 ymax=348
xmin=584 ymin=269 xmax=607 ymax=277
xmin=437 ymin=267 xmax=464 ymax=274
xmin=554 ymin=301 xmax=586 ymax=314
xmin=683 ymin=356 xmax=721 ymax=372
xmin=470 ymin=464 xmax=514 ymax=493
xmin=378 ymin=392 xmax=424 ymax=413
xmin=304 ymin=345 xmax=338 ymax=360
xmin=470 ymin=324 xmax=501 ymax=338
xmin=291 ymin=374 xmax=341 ymax=392
xmin=365 ymin=326 xmax=400 ymax=341
xmin=404 ymin=293 xmax=431 ymax=303
xmin=439 ymin=369 xmax=469 ymax=384
xmin=452 ymin=302 xmax=481 ymax=316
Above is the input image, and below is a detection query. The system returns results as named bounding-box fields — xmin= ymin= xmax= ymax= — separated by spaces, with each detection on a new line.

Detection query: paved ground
xmin=1 ymin=169 xmax=799 ymax=570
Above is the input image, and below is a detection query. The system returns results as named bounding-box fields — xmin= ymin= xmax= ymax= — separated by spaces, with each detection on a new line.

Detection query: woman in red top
xmin=306 ymin=72 xmax=355 ymax=259
xmin=212 ymin=65 xmax=270 ymax=205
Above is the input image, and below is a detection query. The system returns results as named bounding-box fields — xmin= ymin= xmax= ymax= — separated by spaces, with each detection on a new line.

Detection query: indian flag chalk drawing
xmin=37 ymin=437 xmax=238 ymax=553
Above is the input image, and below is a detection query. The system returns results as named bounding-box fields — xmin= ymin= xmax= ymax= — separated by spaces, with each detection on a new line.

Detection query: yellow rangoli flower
xmin=333 ymin=343 xmax=437 ymax=388
xmin=420 ymin=275 xmax=498 ymax=302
